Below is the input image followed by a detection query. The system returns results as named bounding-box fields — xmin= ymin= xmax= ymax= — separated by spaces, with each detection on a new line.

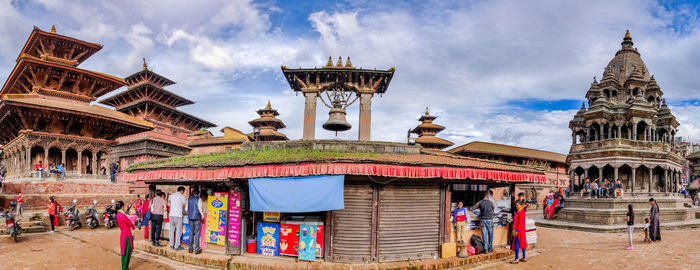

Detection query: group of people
xmin=542 ymin=193 xmax=565 ymax=219
xmin=580 ymin=178 xmax=624 ymax=199
xmin=33 ymin=161 xmax=66 ymax=180
xmin=624 ymin=198 xmax=662 ymax=251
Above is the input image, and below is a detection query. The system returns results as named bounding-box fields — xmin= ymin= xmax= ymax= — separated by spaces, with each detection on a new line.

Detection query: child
xmin=642 ymin=218 xmax=651 ymax=243
xmin=625 ymin=204 xmax=634 ymax=250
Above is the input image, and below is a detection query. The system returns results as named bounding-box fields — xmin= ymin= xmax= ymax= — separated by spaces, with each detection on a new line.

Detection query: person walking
xmin=150 ymin=192 xmax=166 ymax=246
xmin=452 ymin=201 xmax=468 ymax=244
xmin=625 ymin=204 xmax=634 ymax=250
xmin=16 ymin=192 xmax=23 ymax=216
xmin=511 ymin=202 xmax=528 ymax=264
xmin=649 ymin=198 xmax=661 ymax=242
xmin=142 ymin=194 xmax=150 ymax=240
xmin=187 ymin=189 xmax=203 ymax=254
xmin=115 ymin=201 xmax=135 ymax=270
xmin=470 ymin=191 xmax=495 ymax=253
xmin=168 ymin=186 xmax=187 ymax=251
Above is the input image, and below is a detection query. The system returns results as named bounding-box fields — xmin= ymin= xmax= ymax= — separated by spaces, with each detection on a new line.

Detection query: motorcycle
xmin=2 ymin=201 xmax=22 ymax=242
xmin=63 ymin=199 xmax=82 ymax=231
xmin=103 ymin=200 xmax=116 ymax=229
xmin=126 ymin=203 xmax=141 ymax=230
xmin=85 ymin=200 xmax=99 ymax=229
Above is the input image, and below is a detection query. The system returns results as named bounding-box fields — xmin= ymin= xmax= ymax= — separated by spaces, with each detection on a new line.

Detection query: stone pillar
xmin=583 ymin=168 xmax=588 ymax=180
xmin=617 ymin=125 xmax=622 ymax=139
xmin=599 ymin=124 xmax=604 ymax=140
xmin=614 ymin=166 xmax=619 ymax=181
xmin=632 ymin=122 xmax=638 ymax=140
xmin=61 ymin=149 xmax=66 ymax=166
xmin=570 ymin=171 xmax=575 ymax=191
xmin=77 ymin=151 xmax=82 ymax=174
xmin=92 ymin=152 xmax=97 ymax=175
xmin=598 ymin=166 xmax=604 ymax=181
xmin=302 ymin=92 xmax=317 ymax=140
xmin=25 ymin=149 xmax=31 ymax=173
xmin=586 ymin=129 xmax=590 ymax=142
xmin=631 ymin=166 xmax=636 ymax=192
xmin=608 ymin=127 xmax=612 ymax=139
xmin=664 ymin=169 xmax=669 ymax=193
xmin=571 ymin=132 xmax=576 ymax=144
xmin=648 ymin=167 xmax=653 ymax=193
xmin=358 ymin=92 xmax=373 ymax=141
xmin=43 ymin=148 xmax=49 ymax=169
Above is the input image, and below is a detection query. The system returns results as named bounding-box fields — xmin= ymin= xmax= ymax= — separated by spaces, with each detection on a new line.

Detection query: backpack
xmin=470 ymin=235 xmax=485 ymax=254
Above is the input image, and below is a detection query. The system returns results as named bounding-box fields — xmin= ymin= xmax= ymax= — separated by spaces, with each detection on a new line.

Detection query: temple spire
xmin=625 ymin=29 xmax=631 ymax=40
xmin=325 ymin=56 xmax=333 ymax=67
xmin=425 ymin=107 xmax=430 ymax=116
xmin=50 ymin=25 xmax=56 ymax=33
xmin=265 ymin=100 xmax=272 ymax=110
xmin=142 ymin=58 xmax=148 ymax=70
xmin=336 ymin=56 xmax=343 ymax=67
xmin=621 ymin=29 xmax=633 ymax=48
xmin=345 ymin=57 xmax=353 ymax=68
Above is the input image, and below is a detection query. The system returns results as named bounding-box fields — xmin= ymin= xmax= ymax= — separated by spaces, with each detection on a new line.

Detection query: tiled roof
xmin=1 ymin=94 xmax=153 ymax=129
xmin=449 ymin=141 xmax=567 ymax=164
xmin=188 ymin=136 xmax=248 ymax=147
xmin=416 ymin=136 xmax=454 ymax=147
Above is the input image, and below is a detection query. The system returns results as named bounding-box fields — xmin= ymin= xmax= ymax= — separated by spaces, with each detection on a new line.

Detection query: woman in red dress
xmin=141 ymin=194 xmax=150 ymax=240
xmin=116 ymin=201 xmax=135 ymax=270
xmin=511 ymin=201 xmax=528 ymax=264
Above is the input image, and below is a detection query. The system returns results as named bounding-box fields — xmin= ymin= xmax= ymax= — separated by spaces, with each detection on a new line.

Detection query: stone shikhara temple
xmin=567 ymin=30 xmax=684 ymax=193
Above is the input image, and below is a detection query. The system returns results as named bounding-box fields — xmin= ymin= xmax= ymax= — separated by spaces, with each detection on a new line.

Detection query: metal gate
xmin=378 ymin=185 xmax=440 ymax=262
xmin=331 ymin=184 xmax=374 ymax=263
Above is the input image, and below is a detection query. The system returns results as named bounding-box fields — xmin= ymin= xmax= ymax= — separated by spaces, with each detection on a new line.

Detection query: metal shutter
xmin=378 ymin=185 xmax=440 ymax=262
xmin=331 ymin=184 xmax=374 ymax=263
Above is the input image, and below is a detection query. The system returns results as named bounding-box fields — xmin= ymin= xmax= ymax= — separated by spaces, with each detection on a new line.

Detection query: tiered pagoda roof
xmin=248 ymin=101 xmax=288 ymax=141
xmin=410 ymin=108 xmax=454 ymax=150
xmin=99 ymin=60 xmax=215 ymax=132
xmin=0 ymin=26 xmax=153 ymax=145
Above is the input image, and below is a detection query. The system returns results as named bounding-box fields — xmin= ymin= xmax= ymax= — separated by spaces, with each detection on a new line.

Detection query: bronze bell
xmin=322 ymin=101 xmax=351 ymax=133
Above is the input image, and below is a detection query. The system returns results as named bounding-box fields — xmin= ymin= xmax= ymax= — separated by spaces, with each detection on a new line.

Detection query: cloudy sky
xmin=2 ymin=0 xmax=700 ymax=154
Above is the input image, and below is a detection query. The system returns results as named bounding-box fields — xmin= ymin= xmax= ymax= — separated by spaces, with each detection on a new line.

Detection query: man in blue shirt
xmin=452 ymin=201 xmax=468 ymax=244
xmin=57 ymin=163 xmax=65 ymax=180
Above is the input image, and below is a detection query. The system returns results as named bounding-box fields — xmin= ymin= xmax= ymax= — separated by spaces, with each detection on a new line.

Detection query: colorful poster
xmin=298 ymin=224 xmax=317 ymax=261
xmin=257 ymin=222 xmax=280 ymax=256
xmin=205 ymin=195 xmax=228 ymax=246
xmin=181 ymin=220 xmax=190 ymax=245
xmin=227 ymin=191 xmax=241 ymax=247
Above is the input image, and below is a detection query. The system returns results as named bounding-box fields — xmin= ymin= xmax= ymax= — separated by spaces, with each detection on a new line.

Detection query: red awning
xmin=123 ymin=162 xmax=546 ymax=183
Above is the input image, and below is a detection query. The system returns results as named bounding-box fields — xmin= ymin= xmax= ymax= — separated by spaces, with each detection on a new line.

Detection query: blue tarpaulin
xmin=249 ymin=175 xmax=344 ymax=213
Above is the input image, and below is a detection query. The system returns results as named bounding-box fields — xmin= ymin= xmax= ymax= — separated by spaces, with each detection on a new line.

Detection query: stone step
xmin=0 ymin=225 xmax=47 ymax=234
xmin=536 ymin=218 xmax=700 ymax=233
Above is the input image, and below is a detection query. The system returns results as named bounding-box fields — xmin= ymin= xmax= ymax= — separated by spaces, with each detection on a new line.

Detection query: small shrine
xmin=247 ymin=101 xmax=288 ymax=141
xmin=411 ymin=107 xmax=454 ymax=150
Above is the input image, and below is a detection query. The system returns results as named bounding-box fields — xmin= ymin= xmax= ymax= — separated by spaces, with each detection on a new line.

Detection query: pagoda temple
xmin=99 ymin=59 xmax=216 ymax=169
xmin=0 ymin=26 xmax=153 ymax=178
xmin=411 ymin=108 xmax=454 ymax=150
xmin=247 ymin=101 xmax=288 ymax=141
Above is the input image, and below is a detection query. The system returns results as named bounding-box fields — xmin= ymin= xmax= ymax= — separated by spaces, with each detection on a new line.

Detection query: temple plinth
xmin=281 ymin=57 xmax=394 ymax=141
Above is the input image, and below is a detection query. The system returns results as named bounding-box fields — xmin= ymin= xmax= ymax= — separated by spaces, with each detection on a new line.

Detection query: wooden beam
xmin=56 ymin=70 xmax=68 ymax=91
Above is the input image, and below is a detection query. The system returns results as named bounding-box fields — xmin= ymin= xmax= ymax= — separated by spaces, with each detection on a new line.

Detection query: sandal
xmin=520 ymin=258 xmax=527 ymax=262
xmin=511 ymin=260 xmax=519 ymax=264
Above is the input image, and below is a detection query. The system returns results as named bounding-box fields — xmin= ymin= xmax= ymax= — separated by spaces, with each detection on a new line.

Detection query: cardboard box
xmin=441 ymin=242 xmax=457 ymax=258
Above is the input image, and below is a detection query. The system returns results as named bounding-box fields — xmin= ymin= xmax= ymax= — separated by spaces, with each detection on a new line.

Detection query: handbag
xmin=144 ymin=210 xmax=151 ymax=221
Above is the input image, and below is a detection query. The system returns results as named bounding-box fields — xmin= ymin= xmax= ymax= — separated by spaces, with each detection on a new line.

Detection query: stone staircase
xmin=0 ymin=212 xmax=48 ymax=234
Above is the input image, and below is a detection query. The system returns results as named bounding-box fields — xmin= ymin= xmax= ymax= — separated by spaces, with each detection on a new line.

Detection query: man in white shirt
xmin=168 ymin=186 xmax=187 ymax=251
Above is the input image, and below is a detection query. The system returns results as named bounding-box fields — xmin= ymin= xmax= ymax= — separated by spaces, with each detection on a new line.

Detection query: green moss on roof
xmin=127 ymin=148 xmax=377 ymax=172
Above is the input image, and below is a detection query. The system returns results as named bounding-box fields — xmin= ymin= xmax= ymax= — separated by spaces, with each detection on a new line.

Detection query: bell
xmin=322 ymin=104 xmax=352 ymax=133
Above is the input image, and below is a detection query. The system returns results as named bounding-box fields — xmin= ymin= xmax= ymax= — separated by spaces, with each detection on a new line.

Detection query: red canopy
xmin=123 ymin=162 xmax=546 ymax=183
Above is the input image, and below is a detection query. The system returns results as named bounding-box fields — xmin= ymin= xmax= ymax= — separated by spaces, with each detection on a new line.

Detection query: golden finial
xmin=336 ymin=56 xmax=343 ymax=67
xmin=325 ymin=56 xmax=333 ymax=68
xmin=425 ymin=107 xmax=430 ymax=116
xmin=142 ymin=58 xmax=148 ymax=70
xmin=624 ymin=29 xmax=631 ymax=39
xmin=50 ymin=25 xmax=56 ymax=33
xmin=345 ymin=57 xmax=353 ymax=68
xmin=265 ymin=100 xmax=272 ymax=110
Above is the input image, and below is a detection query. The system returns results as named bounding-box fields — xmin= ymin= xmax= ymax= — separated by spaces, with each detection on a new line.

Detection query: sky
xmin=2 ymin=0 xmax=700 ymax=154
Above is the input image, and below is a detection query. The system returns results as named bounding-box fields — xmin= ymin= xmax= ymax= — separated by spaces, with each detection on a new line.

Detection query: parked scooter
xmin=103 ymin=200 xmax=116 ymax=229
xmin=126 ymin=203 xmax=141 ymax=230
xmin=2 ymin=201 xmax=22 ymax=242
xmin=85 ymin=200 xmax=99 ymax=229
xmin=64 ymin=199 xmax=82 ymax=231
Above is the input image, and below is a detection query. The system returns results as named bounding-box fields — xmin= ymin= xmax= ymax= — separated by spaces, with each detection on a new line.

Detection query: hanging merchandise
xmin=298 ymin=224 xmax=317 ymax=261
xmin=228 ymin=191 xmax=241 ymax=247
xmin=257 ymin=222 xmax=280 ymax=256
xmin=205 ymin=194 xmax=229 ymax=246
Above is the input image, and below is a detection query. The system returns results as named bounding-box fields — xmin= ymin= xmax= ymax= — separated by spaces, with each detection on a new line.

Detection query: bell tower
xmin=281 ymin=57 xmax=395 ymax=141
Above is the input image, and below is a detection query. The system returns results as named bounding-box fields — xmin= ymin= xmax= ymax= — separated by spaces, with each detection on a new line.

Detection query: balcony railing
xmin=571 ymin=138 xmax=682 ymax=155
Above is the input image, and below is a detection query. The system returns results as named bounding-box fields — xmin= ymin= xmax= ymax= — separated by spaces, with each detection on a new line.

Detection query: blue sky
xmin=3 ymin=0 xmax=700 ymax=154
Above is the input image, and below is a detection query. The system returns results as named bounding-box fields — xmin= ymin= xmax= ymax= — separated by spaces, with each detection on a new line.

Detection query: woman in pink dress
xmin=116 ymin=201 xmax=135 ymax=270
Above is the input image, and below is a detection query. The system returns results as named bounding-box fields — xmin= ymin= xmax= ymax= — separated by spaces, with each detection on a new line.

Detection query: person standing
xmin=470 ymin=191 xmax=495 ymax=253
xmin=187 ymin=189 xmax=203 ymax=254
xmin=109 ymin=162 xmax=118 ymax=183
xmin=48 ymin=196 xmax=58 ymax=233
xmin=649 ymin=198 xmax=661 ymax=242
xmin=57 ymin=163 xmax=65 ymax=180
xmin=511 ymin=202 xmax=527 ymax=264
xmin=35 ymin=160 xmax=44 ymax=178
xmin=150 ymin=191 xmax=166 ymax=246
xmin=142 ymin=194 xmax=150 ymax=240
xmin=168 ymin=186 xmax=187 ymax=251
xmin=515 ymin=192 xmax=529 ymax=212
xmin=16 ymin=192 xmax=23 ymax=216
xmin=451 ymin=201 xmax=468 ymax=244
xmin=625 ymin=204 xmax=634 ymax=250
xmin=115 ymin=201 xmax=135 ymax=270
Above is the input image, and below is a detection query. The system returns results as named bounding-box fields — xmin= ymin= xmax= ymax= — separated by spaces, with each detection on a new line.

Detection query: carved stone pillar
xmin=570 ymin=171 xmax=575 ymax=191
xmin=599 ymin=124 xmax=604 ymax=140
xmin=614 ymin=166 xmax=619 ymax=181
xmin=598 ymin=166 xmax=604 ymax=181
xmin=617 ymin=125 xmax=622 ymax=139
xmin=302 ymin=91 xmax=318 ymax=140
xmin=632 ymin=122 xmax=638 ymax=140
xmin=630 ymin=166 xmax=636 ymax=192
xmin=664 ymin=169 xmax=669 ymax=193
xmin=92 ymin=152 xmax=97 ymax=175
xmin=25 ymin=148 xmax=31 ymax=173
xmin=586 ymin=129 xmax=590 ymax=142
xmin=61 ymin=149 xmax=66 ymax=166
xmin=648 ymin=167 xmax=653 ymax=193
xmin=77 ymin=151 xmax=82 ymax=174
xmin=571 ymin=131 xmax=576 ymax=144
xmin=44 ymin=148 xmax=49 ymax=168
xmin=358 ymin=92 xmax=373 ymax=141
